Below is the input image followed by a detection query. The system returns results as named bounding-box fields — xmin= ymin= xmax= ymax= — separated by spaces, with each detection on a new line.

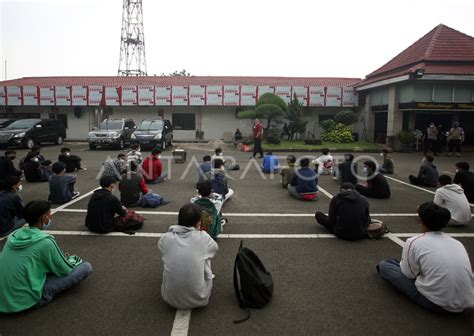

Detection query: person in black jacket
xmin=23 ymin=153 xmax=47 ymax=183
xmin=0 ymin=150 xmax=22 ymax=181
xmin=119 ymin=161 xmax=149 ymax=207
xmin=0 ymin=176 xmax=26 ymax=237
xmin=409 ymin=154 xmax=439 ymax=187
xmin=315 ymin=182 xmax=370 ymax=241
xmin=58 ymin=147 xmax=85 ymax=173
xmin=453 ymin=161 xmax=474 ymax=203
xmin=356 ymin=161 xmax=391 ymax=199
xmin=85 ymin=176 xmax=129 ymax=233
xmin=334 ymin=153 xmax=357 ymax=185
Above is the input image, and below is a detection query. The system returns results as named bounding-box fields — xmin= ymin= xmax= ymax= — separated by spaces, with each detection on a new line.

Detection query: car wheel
xmin=118 ymin=138 xmax=125 ymax=150
xmin=89 ymin=144 xmax=97 ymax=150
xmin=25 ymin=138 xmax=35 ymax=149
xmin=55 ymin=135 xmax=63 ymax=145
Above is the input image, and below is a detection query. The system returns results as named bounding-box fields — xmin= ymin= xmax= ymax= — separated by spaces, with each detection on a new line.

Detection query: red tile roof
xmin=0 ymin=76 xmax=361 ymax=88
xmin=356 ymin=24 xmax=474 ymax=88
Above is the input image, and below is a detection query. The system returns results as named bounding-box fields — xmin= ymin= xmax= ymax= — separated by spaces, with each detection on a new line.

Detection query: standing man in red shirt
xmin=142 ymin=148 xmax=168 ymax=184
xmin=252 ymin=119 xmax=264 ymax=159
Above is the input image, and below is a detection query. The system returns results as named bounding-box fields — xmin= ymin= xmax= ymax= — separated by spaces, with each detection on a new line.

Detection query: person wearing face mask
xmin=85 ymin=176 xmax=129 ymax=233
xmin=23 ymin=153 xmax=47 ymax=183
xmin=424 ymin=123 xmax=438 ymax=156
xmin=58 ymin=147 xmax=85 ymax=173
xmin=0 ymin=200 xmax=92 ymax=313
xmin=142 ymin=147 xmax=168 ymax=184
xmin=0 ymin=176 xmax=26 ymax=238
xmin=355 ymin=160 xmax=391 ymax=199
xmin=379 ymin=148 xmax=394 ymax=174
xmin=0 ymin=150 xmax=22 ymax=179
xmin=409 ymin=154 xmax=439 ymax=187
xmin=102 ymin=153 xmax=127 ymax=179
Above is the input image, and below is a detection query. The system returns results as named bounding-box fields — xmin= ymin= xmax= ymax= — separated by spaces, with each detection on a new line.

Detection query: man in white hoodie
xmin=158 ymin=203 xmax=218 ymax=310
xmin=434 ymin=175 xmax=471 ymax=225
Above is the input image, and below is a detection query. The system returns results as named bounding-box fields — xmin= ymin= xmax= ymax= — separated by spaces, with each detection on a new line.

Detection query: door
xmin=124 ymin=120 xmax=135 ymax=142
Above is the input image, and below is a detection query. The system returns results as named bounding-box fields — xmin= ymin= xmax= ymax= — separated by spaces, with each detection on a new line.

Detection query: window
xmin=172 ymin=113 xmax=195 ymax=130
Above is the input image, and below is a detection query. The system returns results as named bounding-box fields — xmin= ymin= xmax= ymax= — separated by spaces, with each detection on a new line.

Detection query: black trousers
xmin=253 ymin=138 xmax=263 ymax=157
xmin=448 ymin=139 xmax=461 ymax=153
xmin=315 ymin=212 xmax=333 ymax=233
xmin=409 ymin=175 xmax=436 ymax=187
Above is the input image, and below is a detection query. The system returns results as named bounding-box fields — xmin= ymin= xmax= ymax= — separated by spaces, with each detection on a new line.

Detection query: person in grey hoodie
xmin=158 ymin=203 xmax=218 ymax=310
xmin=434 ymin=175 xmax=471 ymax=225
xmin=409 ymin=154 xmax=439 ymax=187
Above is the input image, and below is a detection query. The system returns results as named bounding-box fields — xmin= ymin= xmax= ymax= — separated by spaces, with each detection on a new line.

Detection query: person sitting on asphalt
xmin=288 ymin=158 xmax=318 ymax=201
xmin=142 ymin=147 xmax=168 ymax=184
xmin=119 ymin=161 xmax=150 ymax=207
xmin=334 ymin=153 xmax=358 ymax=185
xmin=39 ymin=160 xmax=53 ymax=181
xmin=434 ymin=175 xmax=471 ymax=226
xmin=262 ymin=152 xmax=280 ymax=174
xmin=280 ymin=155 xmax=297 ymax=189
xmin=409 ymin=154 xmax=439 ymax=187
xmin=58 ymin=147 xmax=85 ymax=173
xmin=158 ymin=203 xmax=218 ymax=310
xmin=377 ymin=201 xmax=474 ymax=313
xmin=85 ymin=176 xmax=129 ymax=234
xmin=211 ymin=147 xmax=226 ymax=164
xmin=315 ymin=182 xmax=370 ymax=241
xmin=356 ymin=160 xmax=391 ymax=199
xmin=191 ymin=180 xmax=225 ymax=215
xmin=127 ymin=143 xmax=142 ymax=165
xmin=312 ymin=148 xmax=333 ymax=175
xmin=204 ymin=158 xmax=234 ymax=201
xmin=102 ymin=153 xmax=127 ymax=179
xmin=0 ymin=150 xmax=22 ymax=179
xmin=23 ymin=152 xmax=48 ymax=183
xmin=198 ymin=155 xmax=212 ymax=183
xmin=48 ymin=161 xmax=80 ymax=205
xmin=0 ymin=176 xmax=26 ymax=238
xmin=31 ymin=145 xmax=46 ymax=163
xmin=379 ymin=148 xmax=394 ymax=174
xmin=0 ymin=200 xmax=92 ymax=313
xmin=453 ymin=161 xmax=474 ymax=203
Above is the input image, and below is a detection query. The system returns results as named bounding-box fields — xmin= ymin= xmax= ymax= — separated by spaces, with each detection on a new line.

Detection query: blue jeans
xmin=146 ymin=171 xmax=168 ymax=184
xmin=37 ymin=262 xmax=92 ymax=307
xmin=378 ymin=259 xmax=445 ymax=313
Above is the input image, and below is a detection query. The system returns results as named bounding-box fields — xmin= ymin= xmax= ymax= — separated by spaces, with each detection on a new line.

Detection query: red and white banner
xmin=0 ymin=87 xmax=5 ymax=106
xmin=105 ymin=87 xmax=120 ymax=106
xmin=206 ymin=85 xmax=223 ymax=106
xmin=309 ymin=86 xmax=325 ymax=107
xmin=326 ymin=87 xmax=342 ymax=107
xmin=189 ymin=85 xmax=205 ymax=106
xmin=172 ymin=85 xmax=188 ymax=106
xmin=23 ymin=86 xmax=39 ymax=106
xmin=88 ymin=86 xmax=103 ymax=106
xmin=121 ymin=86 xmax=138 ymax=106
xmin=72 ymin=86 xmax=88 ymax=106
xmin=138 ymin=86 xmax=154 ymax=106
xmin=39 ymin=86 xmax=55 ymax=106
xmin=223 ymin=85 xmax=240 ymax=106
xmin=240 ymin=85 xmax=257 ymax=106
xmin=291 ymin=86 xmax=309 ymax=107
xmin=275 ymin=86 xmax=292 ymax=104
xmin=257 ymin=85 xmax=274 ymax=100
xmin=342 ymin=87 xmax=358 ymax=107
xmin=55 ymin=86 xmax=71 ymax=106
xmin=6 ymin=86 xmax=22 ymax=106
xmin=155 ymin=86 xmax=171 ymax=106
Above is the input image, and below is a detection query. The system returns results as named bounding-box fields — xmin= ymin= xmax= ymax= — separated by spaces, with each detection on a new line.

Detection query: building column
xmin=363 ymin=94 xmax=375 ymax=141
xmin=386 ymin=86 xmax=402 ymax=147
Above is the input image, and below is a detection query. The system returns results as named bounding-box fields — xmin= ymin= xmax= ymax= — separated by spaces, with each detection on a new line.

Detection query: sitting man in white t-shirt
xmin=377 ymin=201 xmax=474 ymax=313
xmin=312 ymin=148 xmax=333 ymax=175
xmin=434 ymin=175 xmax=471 ymax=226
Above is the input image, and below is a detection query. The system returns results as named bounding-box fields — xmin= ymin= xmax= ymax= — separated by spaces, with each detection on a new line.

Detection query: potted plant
xmin=396 ymin=130 xmax=415 ymax=152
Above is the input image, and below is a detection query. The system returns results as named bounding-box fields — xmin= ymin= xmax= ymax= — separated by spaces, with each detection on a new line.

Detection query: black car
xmin=0 ymin=118 xmax=66 ymax=149
xmin=88 ymin=118 xmax=136 ymax=150
xmin=0 ymin=119 xmax=14 ymax=129
xmin=131 ymin=119 xmax=173 ymax=150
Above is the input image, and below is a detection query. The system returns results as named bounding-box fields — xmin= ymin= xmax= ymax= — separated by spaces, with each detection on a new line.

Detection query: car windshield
xmin=98 ymin=120 xmax=123 ymax=130
xmin=4 ymin=119 xmax=38 ymax=130
xmin=137 ymin=120 xmax=163 ymax=131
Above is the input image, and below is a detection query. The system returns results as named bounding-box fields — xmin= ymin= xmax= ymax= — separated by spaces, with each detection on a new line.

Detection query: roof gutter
xmin=355 ymin=75 xmax=410 ymax=91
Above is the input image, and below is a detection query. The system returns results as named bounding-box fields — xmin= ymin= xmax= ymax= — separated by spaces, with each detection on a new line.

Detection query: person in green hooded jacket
xmin=0 ymin=200 xmax=92 ymax=313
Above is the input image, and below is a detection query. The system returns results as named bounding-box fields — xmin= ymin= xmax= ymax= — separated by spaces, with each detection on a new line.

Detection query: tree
xmin=236 ymin=93 xmax=287 ymax=129
xmin=334 ymin=110 xmax=357 ymax=125
xmin=160 ymin=69 xmax=192 ymax=77
xmin=285 ymin=93 xmax=308 ymax=140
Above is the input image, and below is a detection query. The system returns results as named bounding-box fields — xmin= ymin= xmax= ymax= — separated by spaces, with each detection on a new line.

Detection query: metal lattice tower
xmin=118 ymin=0 xmax=147 ymax=76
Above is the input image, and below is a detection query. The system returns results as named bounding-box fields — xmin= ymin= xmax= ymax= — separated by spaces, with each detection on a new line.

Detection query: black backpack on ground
xmin=233 ymin=240 xmax=274 ymax=324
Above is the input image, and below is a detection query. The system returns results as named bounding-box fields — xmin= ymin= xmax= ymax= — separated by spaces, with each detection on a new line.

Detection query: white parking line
xmin=171 ymin=310 xmax=192 ymax=336
xmin=317 ymin=186 xmax=334 ymax=199
xmin=385 ymin=233 xmax=405 ymax=247
xmin=384 ymin=175 xmax=435 ymax=195
xmin=51 ymin=188 xmax=99 ymax=215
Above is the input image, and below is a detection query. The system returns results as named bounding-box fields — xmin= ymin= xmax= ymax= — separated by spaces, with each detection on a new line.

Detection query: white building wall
xmin=201 ymin=107 xmax=253 ymax=140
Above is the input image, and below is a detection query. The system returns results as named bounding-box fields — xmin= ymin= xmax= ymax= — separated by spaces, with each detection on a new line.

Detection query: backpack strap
xmin=233 ymin=240 xmax=251 ymax=324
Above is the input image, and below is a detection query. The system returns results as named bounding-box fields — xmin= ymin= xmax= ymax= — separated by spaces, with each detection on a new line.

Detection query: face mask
xmin=456 ymin=169 xmax=459 ymax=173
xmin=422 ymin=159 xmax=426 ymax=164
xmin=363 ymin=167 xmax=368 ymax=173
xmin=66 ymin=152 xmax=71 ymax=156
xmin=33 ymin=158 xmax=39 ymax=162
xmin=43 ymin=218 xmax=51 ymax=230
xmin=380 ymin=153 xmax=384 ymax=157
xmin=17 ymin=185 xmax=23 ymax=192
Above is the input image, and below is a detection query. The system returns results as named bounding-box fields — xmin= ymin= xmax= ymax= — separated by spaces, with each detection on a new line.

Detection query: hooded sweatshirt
xmin=0 ymin=227 xmax=75 ymax=313
xmin=434 ymin=184 xmax=472 ymax=225
xmin=158 ymin=225 xmax=218 ymax=309
xmin=85 ymin=189 xmax=127 ymax=233
xmin=417 ymin=161 xmax=439 ymax=187
xmin=328 ymin=190 xmax=370 ymax=240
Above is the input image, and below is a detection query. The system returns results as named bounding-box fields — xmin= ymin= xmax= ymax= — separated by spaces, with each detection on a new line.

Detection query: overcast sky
xmin=0 ymin=0 xmax=472 ymax=81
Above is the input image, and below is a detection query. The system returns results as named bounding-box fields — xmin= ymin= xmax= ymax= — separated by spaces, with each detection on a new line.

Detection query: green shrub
xmin=322 ymin=123 xmax=354 ymax=143
xmin=264 ymin=128 xmax=281 ymax=144
xmin=257 ymin=93 xmax=288 ymax=112
xmin=237 ymin=110 xmax=256 ymax=119
xmin=334 ymin=110 xmax=358 ymax=125
xmin=320 ymin=119 xmax=337 ymax=132
xmin=396 ymin=130 xmax=415 ymax=144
